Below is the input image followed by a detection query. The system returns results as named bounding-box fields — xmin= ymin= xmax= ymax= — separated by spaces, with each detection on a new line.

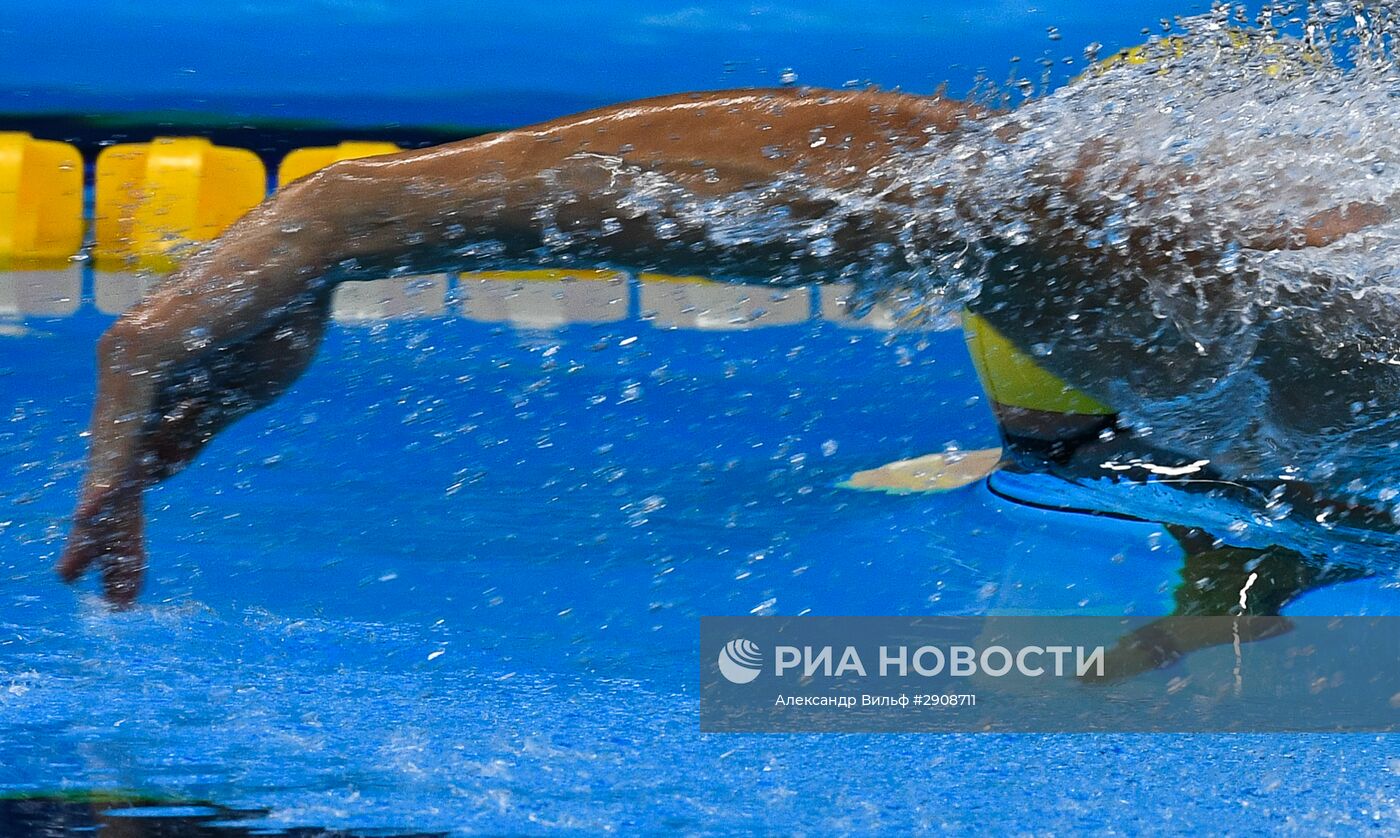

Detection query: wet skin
xmin=56 ymin=87 xmax=1389 ymax=606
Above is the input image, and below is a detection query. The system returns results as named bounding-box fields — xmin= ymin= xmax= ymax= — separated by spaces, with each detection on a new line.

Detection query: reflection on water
xmin=91 ymin=270 xmax=158 ymax=316
xmin=10 ymin=269 xmax=950 ymax=332
xmin=0 ymin=795 xmax=350 ymax=838
xmin=0 ymin=268 xmax=81 ymax=318
xmin=5 ymin=268 xmax=942 ymax=332
xmin=639 ymin=276 xmax=810 ymax=331
xmin=1091 ymin=524 xmax=1372 ymax=681
xmin=819 ymin=283 xmax=907 ymax=331
xmin=332 ymin=275 xmax=449 ymax=321
xmin=458 ymin=270 xmax=627 ymax=328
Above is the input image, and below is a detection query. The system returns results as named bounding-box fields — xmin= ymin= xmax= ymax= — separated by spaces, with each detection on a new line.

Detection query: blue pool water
xmin=4 ymin=0 xmax=1400 ymax=831
xmin=2 ymin=279 xmax=1397 ymax=833
xmin=0 ymin=0 xmax=1205 ymax=128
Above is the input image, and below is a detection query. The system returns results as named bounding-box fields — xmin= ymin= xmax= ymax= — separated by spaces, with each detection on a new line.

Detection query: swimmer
xmin=56 ymin=77 xmax=1395 ymax=606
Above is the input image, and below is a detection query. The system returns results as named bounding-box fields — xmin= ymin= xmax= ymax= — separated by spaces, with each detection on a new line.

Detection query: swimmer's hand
xmin=56 ymin=493 xmax=146 ymax=609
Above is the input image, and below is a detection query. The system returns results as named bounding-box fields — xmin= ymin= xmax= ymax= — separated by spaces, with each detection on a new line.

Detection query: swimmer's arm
xmin=1028 ymin=129 xmax=1396 ymax=249
xmin=63 ymin=87 xmax=978 ymax=605
xmin=276 ymin=88 xmax=979 ymax=283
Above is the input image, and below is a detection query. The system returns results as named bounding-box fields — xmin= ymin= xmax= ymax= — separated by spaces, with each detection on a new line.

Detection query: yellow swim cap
xmin=1087 ymin=29 xmax=1320 ymax=80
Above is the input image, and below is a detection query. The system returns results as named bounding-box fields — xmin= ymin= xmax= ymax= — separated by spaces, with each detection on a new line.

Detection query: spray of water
xmin=591 ymin=3 xmax=1400 ymax=527
xmin=927 ymin=3 xmax=1400 ymax=509
xmin=304 ymin=2 xmax=1400 ymax=553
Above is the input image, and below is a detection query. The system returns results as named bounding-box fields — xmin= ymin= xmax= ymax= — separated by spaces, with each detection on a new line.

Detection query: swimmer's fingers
xmin=98 ymin=542 xmax=146 ymax=608
xmin=56 ymin=496 xmax=146 ymax=609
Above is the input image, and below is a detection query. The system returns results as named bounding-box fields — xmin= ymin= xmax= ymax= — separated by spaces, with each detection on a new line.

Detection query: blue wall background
xmin=1 ymin=1 xmax=1203 ymax=127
